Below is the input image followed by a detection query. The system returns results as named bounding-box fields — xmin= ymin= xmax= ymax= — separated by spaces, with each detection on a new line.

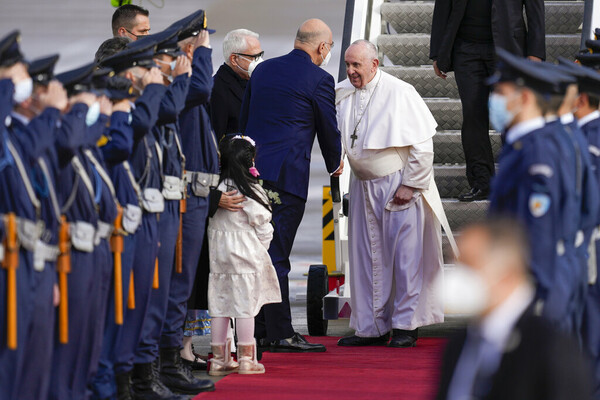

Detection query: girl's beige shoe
xmin=237 ymin=340 xmax=265 ymax=375
xmin=208 ymin=338 xmax=239 ymax=376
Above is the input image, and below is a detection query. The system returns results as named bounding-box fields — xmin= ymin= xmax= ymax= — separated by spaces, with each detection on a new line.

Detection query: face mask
xmin=160 ymin=71 xmax=174 ymax=83
xmin=441 ymin=263 xmax=490 ymax=317
xmin=155 ymin=58 xmax=177 ymax=71
xmin=237 ymin=56 xmax=264 ymax=78
xmin=320 ymin=45 xmax=332 ymax=68
xmin=13 ymin=78 xmax=33 ymax=104
xmin=85 ymin=101 xmax=101 ymax=127
xmin=488 ymin=93 xmax=517 ymax=132
xmin=130 ymin=72 xmax=145 ymax=96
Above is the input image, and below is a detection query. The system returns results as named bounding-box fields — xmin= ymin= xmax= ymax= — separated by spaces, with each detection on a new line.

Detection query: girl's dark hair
xmin=219 ymin=135 xmax=271 ymax=211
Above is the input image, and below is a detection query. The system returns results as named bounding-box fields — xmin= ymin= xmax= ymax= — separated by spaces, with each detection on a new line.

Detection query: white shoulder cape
xmin=335 ymin=70 xmax=438 ymax=150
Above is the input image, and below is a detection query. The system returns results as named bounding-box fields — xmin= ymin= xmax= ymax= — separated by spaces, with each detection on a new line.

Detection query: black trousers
xmin=453 ymin=39 xmax=497 ymax=191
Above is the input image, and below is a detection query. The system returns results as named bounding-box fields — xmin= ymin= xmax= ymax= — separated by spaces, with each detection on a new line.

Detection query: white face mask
xmin=237 ymin=55 xmax=264 ymax=78
xmin=155 ymin=58 xmax=177 ymax=71
xmin=320 ymin=45 xmax=332 ymax=68
xmin=441 ymin=263 xmax=490 ymax=317
xmin=13 ymin=77 xmax=33 ymax=104
xmin=85 ymin=101 xmax=101 ymax=127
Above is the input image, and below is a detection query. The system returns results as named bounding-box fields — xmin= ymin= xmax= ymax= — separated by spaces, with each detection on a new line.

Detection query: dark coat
xmin=239 ymin=49 xmax=341 ymax=200
xmin=436 ymin=307 xmax=592 ymax=400
xmin=430 ymin=0 xmax=546 ymax=72
xmin=210 ymin=63 xmax=247 ymax=142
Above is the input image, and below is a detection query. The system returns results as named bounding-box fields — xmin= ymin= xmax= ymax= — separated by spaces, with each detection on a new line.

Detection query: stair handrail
xmin=582 ymin=0 xmax=600 ymax=49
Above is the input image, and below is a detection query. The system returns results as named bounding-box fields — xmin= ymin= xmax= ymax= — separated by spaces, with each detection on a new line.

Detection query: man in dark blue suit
xmin=240 ymin=18 xmax=342 ymax=352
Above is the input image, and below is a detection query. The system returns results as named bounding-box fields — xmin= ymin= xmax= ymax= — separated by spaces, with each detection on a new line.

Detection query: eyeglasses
xmin=234 ymin=51 xmax=265 ymax=62
xmin=323 ymin=41 xmax=334 ymax=49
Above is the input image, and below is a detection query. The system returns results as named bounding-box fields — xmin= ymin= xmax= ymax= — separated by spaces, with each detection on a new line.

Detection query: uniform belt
xmin=16 ymin=217 xmax=45 ymax=253
xmin=33 ymin=240 xmax=60 ymax=271
xmin=184 ymin=171 xmax=219 ymax=187
xmin=95 ymin=221 xmax=114 ymax=245
xmin=70 ymin=220 xmax=96 ymax=253
xmin=0 ymin=243 xmax=4 ymax=263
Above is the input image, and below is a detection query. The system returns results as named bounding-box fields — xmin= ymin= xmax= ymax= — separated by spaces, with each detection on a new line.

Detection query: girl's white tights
xmin=212 ymin=316 xmax=254 ymax=344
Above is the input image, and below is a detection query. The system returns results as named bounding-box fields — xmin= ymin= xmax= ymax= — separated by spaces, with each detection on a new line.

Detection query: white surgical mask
xmin=13 ymin=78 xmax=33 ymax=104
xmin=85 ymin=101 xmax=101 ymax=127
xmin=155 ymin=58 xmax=177 ymax=71
xmin=441 ymin=263 xmax=490 ymax=317
xmin=320 ymin=45 xmax=332 ymax=68
xmin=160 ymin=71 xmax=174 ymax=83
xmin=237 ymin=55 xmax=264 ymax=78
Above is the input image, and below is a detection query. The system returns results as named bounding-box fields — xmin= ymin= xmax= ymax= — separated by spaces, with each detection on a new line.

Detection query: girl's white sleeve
xmin=245 ymin=186 xmax=274 ymax=249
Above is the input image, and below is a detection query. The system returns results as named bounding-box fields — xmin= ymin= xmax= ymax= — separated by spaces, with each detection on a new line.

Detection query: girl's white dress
xmin=207 ymin=181 xmax=282 ymax=318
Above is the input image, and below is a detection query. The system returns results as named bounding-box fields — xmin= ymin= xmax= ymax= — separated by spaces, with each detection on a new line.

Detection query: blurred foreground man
xmin=240 ymin=18 xmax=342 ymax=352
xmin=336 ymin=40 xmax=452 ymax=347
xmin=437 ymin=219 xmax=591 ymax=400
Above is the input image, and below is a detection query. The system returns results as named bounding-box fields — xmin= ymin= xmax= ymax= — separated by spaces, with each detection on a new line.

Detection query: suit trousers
xmin=136 ymin=199 xmax=179 ymax=362
xmin=255 ymin=182 xmax=305 ymax=341
xmin=160 ymin=194 xmax=208 ymax=348
xmin=453 ymin=39 xmax=496 ymax=191
xmin=91 ymin=233 xmax=136 ymax=399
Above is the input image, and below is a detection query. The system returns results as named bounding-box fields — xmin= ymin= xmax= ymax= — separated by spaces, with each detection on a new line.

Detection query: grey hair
xmin=351 ymin=39 xmax=378 ymax=60
xmin=223 ymin=29 xmax=260 ymax=61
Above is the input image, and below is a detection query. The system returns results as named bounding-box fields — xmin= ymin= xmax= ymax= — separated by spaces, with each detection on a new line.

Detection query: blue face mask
xmin=85 ymin=101 xmax=101 ymax=127
xmin=488 ymin=93 xmax=516 ymax=132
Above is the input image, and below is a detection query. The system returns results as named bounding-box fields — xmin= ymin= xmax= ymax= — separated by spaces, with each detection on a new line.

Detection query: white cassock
xmin=336 ymin=69 xmax=456 ymax=337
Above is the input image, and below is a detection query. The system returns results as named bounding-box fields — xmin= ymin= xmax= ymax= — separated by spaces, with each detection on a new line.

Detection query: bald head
xmin=294 ymin=19 xmax=334 ymax=66
xmin=295 ymin=19 xmax=331 ymax=45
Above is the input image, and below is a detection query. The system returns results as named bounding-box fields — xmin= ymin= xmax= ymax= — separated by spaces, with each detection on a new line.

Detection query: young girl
xmin=208 ymin=135 xmax=281 ymax=375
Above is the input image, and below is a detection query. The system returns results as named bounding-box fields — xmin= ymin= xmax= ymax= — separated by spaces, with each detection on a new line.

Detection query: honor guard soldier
xmin=157 ymin=12 xmax=221 ymax=387
xmin=0 ymin=31 xmax=65 ymax=400
xmin=100 ymin=35 xmax=193 ymax=400
xmin=488 ymin=49 xmax=580 ymax=330
xmin=128 ymin=25 xmax=214 ymax=398
xmin=572 ymin=50 xmax=600 ymax=400
xmin=536 ymin=60 xmax=600 ymax=338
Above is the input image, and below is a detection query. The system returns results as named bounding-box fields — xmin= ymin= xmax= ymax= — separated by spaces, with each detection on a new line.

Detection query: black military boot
xmin=131 ymin=360 xmax=187 ymax=399
xmin=159 ymin=347 xmax=215 ymax=394
xmin=115 ymin=371 xmax=133 ymax=400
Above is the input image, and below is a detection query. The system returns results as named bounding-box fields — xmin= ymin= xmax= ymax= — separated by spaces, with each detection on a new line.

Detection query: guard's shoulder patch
xmin=529 ymin=193 xmax=551 ymax=218
xmin=529 ymin=164 xmax=553 ymax=178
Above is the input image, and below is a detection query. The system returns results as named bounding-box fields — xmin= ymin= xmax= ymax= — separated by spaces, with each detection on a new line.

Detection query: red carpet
xmin=195 ymin=336 xmax=447 ymax=400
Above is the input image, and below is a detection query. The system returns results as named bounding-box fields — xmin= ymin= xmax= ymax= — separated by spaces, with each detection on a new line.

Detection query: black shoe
xmin=270 ymin=332 xmax=326 ymax=353
xmin=388 ymin=328 xmax=418 ymax=348
xmin=181 ymin=355 xmax=207 ymax=371
xmin=458 ymin=188 xmax=489 ymax=202
xmin=115 ymin=371 xmax=133 ymax=400
xmin=337 ymin=333 xmax=389 ymax=347
xmin=159 ymin=347 xmax=215 ymax=395
xmin=131 ymin=361 xmax=185 ymax=400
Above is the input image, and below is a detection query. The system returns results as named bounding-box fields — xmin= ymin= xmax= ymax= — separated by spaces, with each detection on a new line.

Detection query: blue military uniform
xmin=488 ymin=49 xmax=582 ymax=331
xmin=160 ymin=14 xmax=219 ymax=358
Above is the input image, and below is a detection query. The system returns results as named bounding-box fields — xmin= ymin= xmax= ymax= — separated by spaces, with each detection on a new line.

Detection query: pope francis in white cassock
xmin=336 ymin=40 xmax=455 ymax=348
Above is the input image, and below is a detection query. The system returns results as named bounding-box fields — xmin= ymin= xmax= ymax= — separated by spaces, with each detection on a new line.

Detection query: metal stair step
xmin=381 ymin=66 xmax=458 ymax=98
xmin=434 ymin=165 xmax=472 ymax=198
xmin=443 ymin=199 xmax=489 ymax=231
xmin=425 ymin=98 xmax=463 ymax=131
xmin=378 ymin=34 xmax=581 ymax=66
xmin=434 ymin=131 xmax=502 ymax=164
xmin=381 ymin=1 xmax=583 ymax=35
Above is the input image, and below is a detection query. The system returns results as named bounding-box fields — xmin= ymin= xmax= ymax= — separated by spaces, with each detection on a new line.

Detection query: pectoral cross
xmin=350 ymin=128 xmax=358 ymax=148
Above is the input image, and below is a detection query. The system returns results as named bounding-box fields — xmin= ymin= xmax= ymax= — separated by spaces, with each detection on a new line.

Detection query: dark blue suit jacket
xmin=239 ymin=49 xmax=341 ymax=200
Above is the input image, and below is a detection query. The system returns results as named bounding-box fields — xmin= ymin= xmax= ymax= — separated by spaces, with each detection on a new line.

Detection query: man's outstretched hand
xmin=332 ymin=159 xmax=344 ymax=177
xmin=433 ymin=60 xmax=447 ymax=80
